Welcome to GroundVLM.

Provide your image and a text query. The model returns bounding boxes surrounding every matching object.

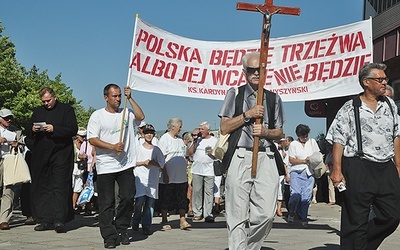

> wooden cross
[237,1,300,178]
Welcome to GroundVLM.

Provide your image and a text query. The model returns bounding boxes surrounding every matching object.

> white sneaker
[287,215,294,224]
[311,198,317,204]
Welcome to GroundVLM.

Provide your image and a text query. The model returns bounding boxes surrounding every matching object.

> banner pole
[117,13,140,156]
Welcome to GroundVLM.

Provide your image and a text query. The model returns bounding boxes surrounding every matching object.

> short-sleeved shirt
[158,132,188,184]
[191,136,218,176]
[134,145,165,199]
[288,138,320,175]
[326,97,399,163]
[0,127,11,157]
[218,84,285,148]
[87,108,139,175]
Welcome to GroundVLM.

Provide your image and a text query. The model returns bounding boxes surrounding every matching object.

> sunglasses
[246,67,260,75]
[2,116,12,121]
[365,77,389,83]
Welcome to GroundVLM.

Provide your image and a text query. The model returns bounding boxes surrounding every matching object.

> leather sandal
[180,221,192,230]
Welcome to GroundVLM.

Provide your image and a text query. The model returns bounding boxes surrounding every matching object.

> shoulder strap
[265,90,276,130]
[84,140,88,154]
[382,95,395,118]
[352,95,364,157]
[221,86,245,168]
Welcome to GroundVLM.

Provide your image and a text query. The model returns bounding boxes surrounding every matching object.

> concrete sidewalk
[0,203,398,249]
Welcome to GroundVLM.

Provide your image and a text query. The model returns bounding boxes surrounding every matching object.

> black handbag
[77,158,88,170]
[269,143,286,176]
[213,160,225,177]
[77,141,88,170]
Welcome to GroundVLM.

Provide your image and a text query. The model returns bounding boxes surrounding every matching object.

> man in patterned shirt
[326,62,400,249]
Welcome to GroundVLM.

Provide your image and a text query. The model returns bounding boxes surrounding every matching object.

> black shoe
[204,216,215,223]
[34,223,54,231]
[84,210,92,216]
[73,207,82,214]
[142,226,152,235]
[119,232,130,245]
[104,241,116,249]
[132,223,139,231]
[54,223,66,233]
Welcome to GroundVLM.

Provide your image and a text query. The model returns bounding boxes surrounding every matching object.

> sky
[0,0,364,139]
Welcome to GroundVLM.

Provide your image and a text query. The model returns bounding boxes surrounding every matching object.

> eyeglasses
[246,67,260,75]
[366,77,389,83]
[191,134,197,137]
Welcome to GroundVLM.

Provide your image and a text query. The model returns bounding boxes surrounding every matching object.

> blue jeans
[288,169,314,221]
[132,196,155,228]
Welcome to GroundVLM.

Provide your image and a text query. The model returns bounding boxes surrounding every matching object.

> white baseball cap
[139,121,147,128]
[0,109,14,118]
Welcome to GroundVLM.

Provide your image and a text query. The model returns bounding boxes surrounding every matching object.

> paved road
[0,203,398,249]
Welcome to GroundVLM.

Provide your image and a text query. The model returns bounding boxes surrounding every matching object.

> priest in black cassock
[25,87,78,233]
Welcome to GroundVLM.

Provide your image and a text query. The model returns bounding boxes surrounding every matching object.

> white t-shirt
[0,127,11,157]
[191,136,217,176]
[87,108,139,175]
[288,138,320,175]
[158,133,187,184]
[134,144,165,199]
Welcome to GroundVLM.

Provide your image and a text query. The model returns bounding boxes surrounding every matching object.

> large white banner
[128,18,371,102]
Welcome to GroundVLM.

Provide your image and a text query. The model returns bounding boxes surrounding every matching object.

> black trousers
[31,147,74,224]
[97,168,135,243]
[341,157,400,250]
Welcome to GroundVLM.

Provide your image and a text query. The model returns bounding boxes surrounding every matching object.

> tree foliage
[0,20,94,130]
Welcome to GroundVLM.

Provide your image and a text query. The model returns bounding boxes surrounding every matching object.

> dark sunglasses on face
[246,67,260,75]
[2,116,12,121]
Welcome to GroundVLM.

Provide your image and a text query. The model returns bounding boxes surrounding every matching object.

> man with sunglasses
[326,63,400,249]
[218,52,285,249]
[0,109,21,230]
[25,87,78,233]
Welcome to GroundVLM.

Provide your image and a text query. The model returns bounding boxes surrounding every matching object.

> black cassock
[25,101,78,224]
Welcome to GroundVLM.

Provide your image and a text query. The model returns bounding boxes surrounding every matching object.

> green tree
[0,20,94,130]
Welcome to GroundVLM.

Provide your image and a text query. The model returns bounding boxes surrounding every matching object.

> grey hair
[358,63,387,89]
[386,84,394,98]
[242,52,260,69]
[167,117,182,131]
[199,121,210,130]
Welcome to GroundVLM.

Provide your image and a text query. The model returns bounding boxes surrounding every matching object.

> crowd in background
[0,85,337,249]
[1,115,336,230]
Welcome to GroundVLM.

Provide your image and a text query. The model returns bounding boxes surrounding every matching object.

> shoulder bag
[3,147,31,186]
[265,90,286,176]
[77,141,88,170]
[213,86,245,176]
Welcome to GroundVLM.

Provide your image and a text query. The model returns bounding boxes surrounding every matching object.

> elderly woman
[287,124,320,227]
[157,117,192,230]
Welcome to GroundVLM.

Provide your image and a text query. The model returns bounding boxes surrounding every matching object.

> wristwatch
[242,112,250,123]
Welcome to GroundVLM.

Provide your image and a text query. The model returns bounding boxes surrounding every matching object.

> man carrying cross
[218,52,285,249]
[217,1,298,249]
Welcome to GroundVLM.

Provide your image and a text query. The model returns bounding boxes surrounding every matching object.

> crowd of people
[1,53,399,250]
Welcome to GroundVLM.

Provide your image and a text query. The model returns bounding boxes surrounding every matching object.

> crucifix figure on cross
[237,0,300,178]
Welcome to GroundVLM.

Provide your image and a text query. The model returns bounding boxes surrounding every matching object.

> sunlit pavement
[0,203,398,250]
